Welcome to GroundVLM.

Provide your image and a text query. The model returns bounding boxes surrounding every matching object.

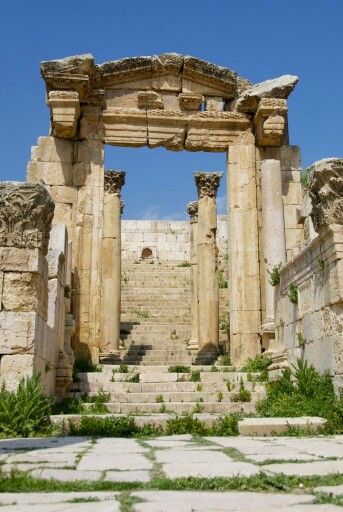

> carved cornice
[308,158,343,232]
[254,98,288,147]
[187,201,198,220]
[48,90,80,139]
[194,172,223,199]
[0,182,55,254]
[104,170,125,194]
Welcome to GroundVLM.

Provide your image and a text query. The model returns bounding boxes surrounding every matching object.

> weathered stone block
[30,136,73,164]
[2,272,46,314]
[0,354,35,391]
[0,311,41,354]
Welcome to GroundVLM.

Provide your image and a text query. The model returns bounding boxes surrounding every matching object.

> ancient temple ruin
[0,53,342,394]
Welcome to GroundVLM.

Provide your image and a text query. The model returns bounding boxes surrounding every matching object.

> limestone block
[30,136,73,164]
[47,224,68,279]
[105,89,139,109]
[103,108,148,146]
[161,93,180,111]
[2,272,46,315]
[236,75,298,113]
[48,91,80,139]
[53,203,73,229]
[205,97,223,111]
[49,185,77,205]
[147,110,186,150]
[283,181,302,205]
[230,333,262,364]
[280,145,301,171]
[178,93,203,111]
[284,205,300,229]
[0,248,45,273]
[0,354,35,391]
[285,228,303,249]
[230,310,262,335]
[138,91,163,109]
[0,311,42,354]
[27,161,73,187]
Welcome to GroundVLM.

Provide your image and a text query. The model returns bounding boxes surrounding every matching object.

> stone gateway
[0,52,342,394]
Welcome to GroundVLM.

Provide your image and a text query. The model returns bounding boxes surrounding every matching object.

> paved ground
[0,435,343,510]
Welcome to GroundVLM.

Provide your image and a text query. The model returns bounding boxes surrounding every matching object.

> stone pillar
[187,201,199,352]
[194,172,223,355]
[100,170,125,363]
[228,143,262,365]
[260,159,286,348]
[0,182,55,392]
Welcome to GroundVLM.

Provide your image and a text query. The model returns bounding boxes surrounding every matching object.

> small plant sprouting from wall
[268,263,282,286]
[300,167,311,189]
[177,261,191,268]
[232,378,251,402]
[218,269,228,289]
[297,332,306,350]
[64,285,74,298]
[288,283,298,304]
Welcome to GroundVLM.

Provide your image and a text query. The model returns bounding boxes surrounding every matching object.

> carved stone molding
[187,201,198,220]
[138,91,163,109]
[104,170,125,194]
[308,158,343,232]
[194,172,223,199]
[48,90,80,139]
[254,98,288,147]
[0,182,55,255]
[179,93,203,111]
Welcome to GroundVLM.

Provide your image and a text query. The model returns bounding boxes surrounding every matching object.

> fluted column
[100,170,125,362]
[260,159,286,348]
[187,201,199,352]
[194,172,223,353]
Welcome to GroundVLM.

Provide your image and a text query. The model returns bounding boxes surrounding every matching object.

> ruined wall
[274,159,343,387]
[121,215,228,261]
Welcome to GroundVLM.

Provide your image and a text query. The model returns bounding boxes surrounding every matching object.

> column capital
[104,170,125,194]
[187,201,198,220]
[0,182,55,255]
[309,158,343,233]
[194,172,223,199]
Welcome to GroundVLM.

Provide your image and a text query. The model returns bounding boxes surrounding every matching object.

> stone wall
[273,159,343,386]
[121,215,228,261]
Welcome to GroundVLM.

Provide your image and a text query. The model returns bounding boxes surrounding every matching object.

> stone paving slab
[315,484,343,496]
[155,448,232,464]
[30,468,102,481]
[0,492,118,506]
[162,461,260,479]
[78,452,153,471]
[132,491,315,512]
[105,469,151,482]
[263,459,343,476]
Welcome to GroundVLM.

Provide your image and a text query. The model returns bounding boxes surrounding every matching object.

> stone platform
[0,435,343,510]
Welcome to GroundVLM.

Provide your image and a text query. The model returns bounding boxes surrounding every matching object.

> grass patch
[168,365,190,373]
[3,469,343,494]
[177,261,191,267]
[52,390,110,415]
[231,379,251,402]
[190,370,201,382]
[257,358,343,433]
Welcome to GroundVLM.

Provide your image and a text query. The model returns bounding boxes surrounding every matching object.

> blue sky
[0,0,342,219]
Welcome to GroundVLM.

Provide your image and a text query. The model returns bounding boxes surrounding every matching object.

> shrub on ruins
[231,379,251,402]
[242,353,272,382]
[257,359,343,433]
[0,373,53,438]
[69,416,140,437]
[53,390,110,415]
[168,365,190,373]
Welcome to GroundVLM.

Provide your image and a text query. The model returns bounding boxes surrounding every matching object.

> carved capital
[187,201,198,220]
[0,182,55,255]
[194,172,223,199]
[104,170,125,194]
[309,158,343,232]
[254,98,287,147]
[48,90,80,139]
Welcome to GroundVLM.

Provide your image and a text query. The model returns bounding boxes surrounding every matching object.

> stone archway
[29,52,300,366]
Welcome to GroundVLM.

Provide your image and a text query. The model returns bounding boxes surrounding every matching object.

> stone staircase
[69,365,266,416]
[119,259,193,366]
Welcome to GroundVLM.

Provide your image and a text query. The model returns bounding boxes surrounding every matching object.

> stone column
[187,201,199,352]
[194,172,223,355]
[0,182,55,392]
[100,170,125,363]
[228,143,262,365]
[260,159,286,348]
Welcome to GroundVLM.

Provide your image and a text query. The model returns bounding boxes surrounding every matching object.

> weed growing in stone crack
[288,283,298,304]
[222,447,248,462]
[115,492,145,512]
[168,365,190,373]
[155,395,164,403]
[231,378,251,402]
[314,492,343,506]
[268,263,282,286]
[190,370,201,382]
[67,496,101,503]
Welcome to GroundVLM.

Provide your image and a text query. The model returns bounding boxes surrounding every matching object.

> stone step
[82,401,256,414]
[71,381,234,393]
[77,391,265,403]
[238,417,327,436]
[89,365,240,374]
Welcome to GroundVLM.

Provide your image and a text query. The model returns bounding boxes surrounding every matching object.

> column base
[99,352,122,364]
[260,320,275,350]
[265,347,289,381]
[187,339,199,352]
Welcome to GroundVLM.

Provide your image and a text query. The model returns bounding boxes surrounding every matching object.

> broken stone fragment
[40,53,95,77]
[236,75,299,112]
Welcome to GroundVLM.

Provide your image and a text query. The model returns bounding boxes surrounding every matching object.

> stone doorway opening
[105,145,228,365]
